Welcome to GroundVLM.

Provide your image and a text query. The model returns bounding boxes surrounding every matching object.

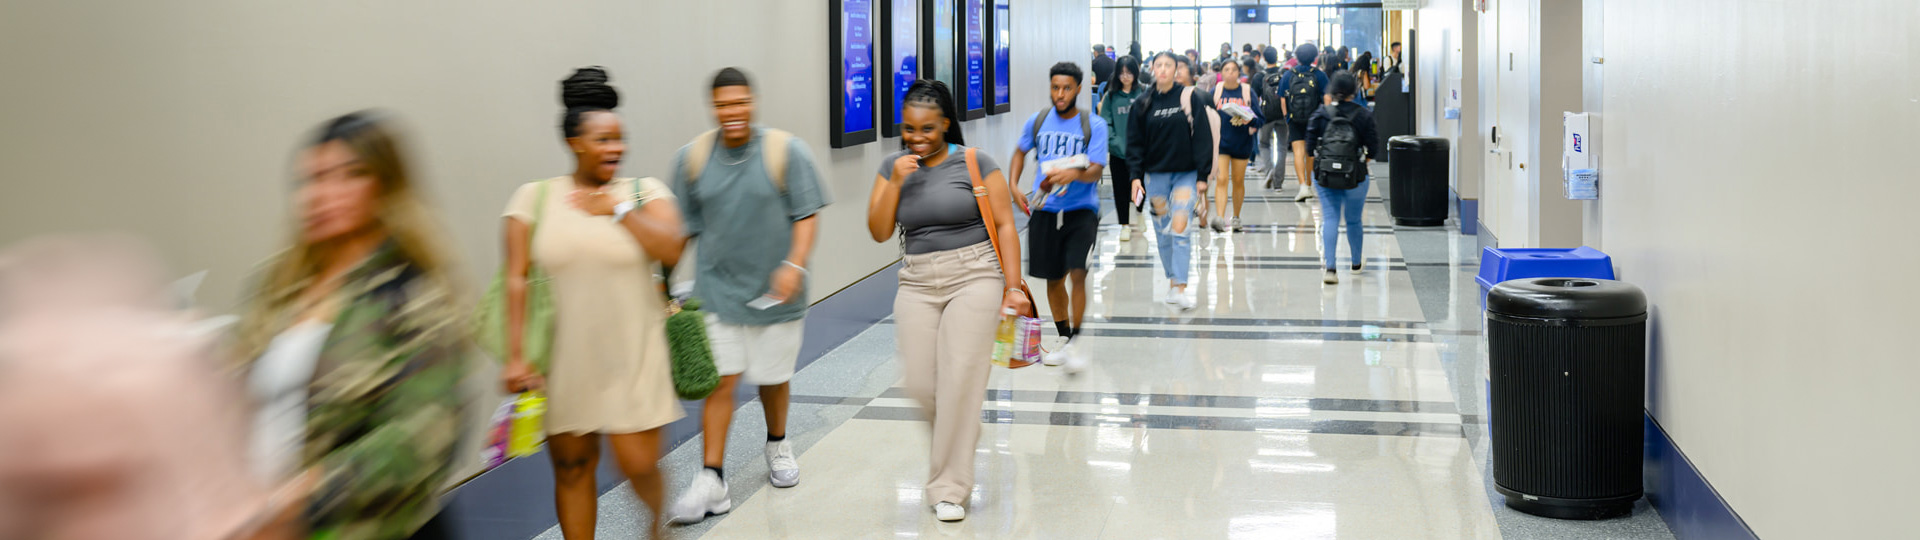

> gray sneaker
[765,440,799,488]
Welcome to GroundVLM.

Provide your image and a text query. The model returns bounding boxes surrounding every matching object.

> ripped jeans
[1144,171,1198,285]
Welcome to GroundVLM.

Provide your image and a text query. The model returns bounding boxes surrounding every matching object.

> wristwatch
[612,199,637,222]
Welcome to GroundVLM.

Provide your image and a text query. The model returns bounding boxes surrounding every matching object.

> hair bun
[561,67,619,110]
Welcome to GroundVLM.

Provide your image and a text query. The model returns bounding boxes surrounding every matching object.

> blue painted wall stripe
[1644,414,1761,540]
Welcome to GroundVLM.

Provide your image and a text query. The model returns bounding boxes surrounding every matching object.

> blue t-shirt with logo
[1017,109,1110,213]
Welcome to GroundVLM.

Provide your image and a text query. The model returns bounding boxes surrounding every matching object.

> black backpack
[1313,105,1365,190]
[1259,70,1287,121]
[1285,69,1322,125]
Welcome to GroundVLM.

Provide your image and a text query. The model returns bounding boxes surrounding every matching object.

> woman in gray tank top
[865,80,1029,523]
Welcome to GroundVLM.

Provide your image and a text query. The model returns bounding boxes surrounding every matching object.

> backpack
[1285,69,1322,125]
[683,128,793,192]
[1178,86,1222,162]
[1259,70,1287,121]
[1313,105,1365,190]
[1027,108,1092,157]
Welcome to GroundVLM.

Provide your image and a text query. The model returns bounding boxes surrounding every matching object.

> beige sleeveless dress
[503,176,684,435]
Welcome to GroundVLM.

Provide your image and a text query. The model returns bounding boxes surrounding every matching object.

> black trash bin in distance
[1387,136,1450,227]
[1487,277,1647,520]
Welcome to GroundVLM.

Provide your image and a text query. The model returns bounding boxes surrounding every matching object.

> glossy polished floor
[501,161,1679,539]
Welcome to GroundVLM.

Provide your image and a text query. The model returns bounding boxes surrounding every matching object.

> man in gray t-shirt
[666,68,831,525]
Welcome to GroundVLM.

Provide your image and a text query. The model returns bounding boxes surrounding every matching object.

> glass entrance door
[1137,8,1198,57]
[1268,21,1296,54]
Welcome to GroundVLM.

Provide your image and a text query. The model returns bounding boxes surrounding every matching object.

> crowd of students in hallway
[0,36,1393,539]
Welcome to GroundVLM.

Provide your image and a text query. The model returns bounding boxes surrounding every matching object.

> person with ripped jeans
[1127,52,1216,310]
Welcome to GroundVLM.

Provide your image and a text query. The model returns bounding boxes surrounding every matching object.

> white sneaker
[1042,340,1071,366]
[934,502,967,522]
[1323,269,1340,285]
[1164,287,1180,305]
[1118,226,1133,242]
[1175,290,1197,311]
[667,469,731,525]
[1210,216,1229,233]
[1061,338,1090,374]
[765,440,799,488]
[1351,260,1365,275]
[1295,186,1315,202]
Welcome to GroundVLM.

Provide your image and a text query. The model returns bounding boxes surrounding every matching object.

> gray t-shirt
[878,146,1001,255]
[670,127,832,326]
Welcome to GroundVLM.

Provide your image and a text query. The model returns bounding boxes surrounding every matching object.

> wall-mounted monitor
[881,0,919,137]
[925,0,956,105]
[989,0,1010,114]
[830,0,878,148]
[958,0,986,120]
[1233,5,1268,23]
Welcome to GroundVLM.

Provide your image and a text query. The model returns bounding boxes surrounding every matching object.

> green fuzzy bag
[666,298,720,401]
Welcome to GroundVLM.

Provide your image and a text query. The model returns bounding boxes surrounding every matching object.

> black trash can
[1487,278,1647,520]
[1387,136,1450,227]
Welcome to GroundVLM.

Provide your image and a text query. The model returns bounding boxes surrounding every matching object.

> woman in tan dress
[500,67,687,539]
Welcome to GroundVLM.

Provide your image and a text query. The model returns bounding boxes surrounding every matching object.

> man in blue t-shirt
[1010,61,1109,374]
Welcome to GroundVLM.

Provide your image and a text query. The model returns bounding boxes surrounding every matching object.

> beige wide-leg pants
[893,240,1003,506]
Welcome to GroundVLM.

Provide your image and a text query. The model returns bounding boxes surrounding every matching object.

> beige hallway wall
[0,0,1089,479]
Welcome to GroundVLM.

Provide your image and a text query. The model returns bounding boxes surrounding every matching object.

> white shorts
[705,314,805,386]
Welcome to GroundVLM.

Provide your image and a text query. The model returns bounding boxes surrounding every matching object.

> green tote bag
[475,181,556,373]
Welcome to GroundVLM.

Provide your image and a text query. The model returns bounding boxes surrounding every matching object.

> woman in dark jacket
[1304,72,1382,286]
[1126,52,1215,310]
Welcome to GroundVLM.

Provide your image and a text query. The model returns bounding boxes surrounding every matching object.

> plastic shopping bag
[1014,316,1044,365]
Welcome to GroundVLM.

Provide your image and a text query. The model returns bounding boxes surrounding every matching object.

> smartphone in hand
[747,295,784,310]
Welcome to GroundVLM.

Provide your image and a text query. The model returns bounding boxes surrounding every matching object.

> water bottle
[991,307,1018,367]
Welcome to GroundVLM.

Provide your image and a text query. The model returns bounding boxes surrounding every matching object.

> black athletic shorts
[1027,209,1100,280]
[1287,120,1311,144]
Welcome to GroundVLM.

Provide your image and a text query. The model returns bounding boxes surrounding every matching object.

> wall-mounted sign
[990,0,1010,114]
[830,0,878,148]
[959,0,986,120]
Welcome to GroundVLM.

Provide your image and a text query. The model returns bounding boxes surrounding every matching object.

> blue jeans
[1315,177,1371,270]
[1145,171,1198,285]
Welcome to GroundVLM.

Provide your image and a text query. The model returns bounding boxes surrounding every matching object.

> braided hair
[559,67,619,138]
[901,79,964,146]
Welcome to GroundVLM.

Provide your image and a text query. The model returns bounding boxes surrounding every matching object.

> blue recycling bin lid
[1474,246,1615,291]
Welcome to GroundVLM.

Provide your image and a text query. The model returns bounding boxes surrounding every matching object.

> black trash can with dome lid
[1487,277,1647,520]
[1387,136,1450,227]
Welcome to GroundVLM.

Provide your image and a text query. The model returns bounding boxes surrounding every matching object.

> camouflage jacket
[247,243,468,540]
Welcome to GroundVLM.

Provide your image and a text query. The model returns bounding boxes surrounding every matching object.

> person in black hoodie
[1304,72,1381,286]
[1127,51,1215,310]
